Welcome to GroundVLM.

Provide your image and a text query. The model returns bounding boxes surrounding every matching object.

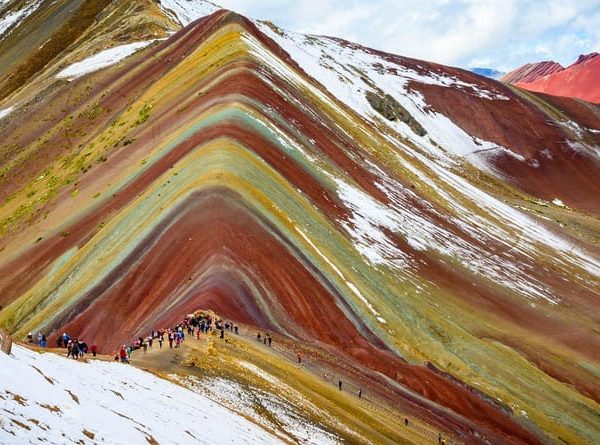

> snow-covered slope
[159,0,220,26]
[0,346,279,444]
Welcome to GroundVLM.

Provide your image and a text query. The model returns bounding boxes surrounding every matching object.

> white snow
[174,373,344,444]
[255,22,518,166]
[0,345,280,444]
[56,41,155,79]
[159,0,220,26]
[0,105,15,121]
[0,0,42,38]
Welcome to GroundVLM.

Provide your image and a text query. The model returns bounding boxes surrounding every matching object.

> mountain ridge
[0,2,599,444]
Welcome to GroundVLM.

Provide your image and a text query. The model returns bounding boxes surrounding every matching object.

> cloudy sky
[215,0,600,71]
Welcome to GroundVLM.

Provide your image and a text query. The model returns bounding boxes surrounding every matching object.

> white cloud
[214,0,600,69]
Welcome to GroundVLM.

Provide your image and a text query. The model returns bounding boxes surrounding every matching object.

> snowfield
[0,346,280,444]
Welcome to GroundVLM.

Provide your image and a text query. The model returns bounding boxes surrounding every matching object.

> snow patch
[57,41,155,79]
[0,0,42,38]
[0,105,15,121]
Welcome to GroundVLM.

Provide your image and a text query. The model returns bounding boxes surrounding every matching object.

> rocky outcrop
[0,328,11,355]
[366,90,426,136]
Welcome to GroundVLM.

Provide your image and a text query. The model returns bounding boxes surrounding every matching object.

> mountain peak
[570,52,599,67]
[501,60,564,83]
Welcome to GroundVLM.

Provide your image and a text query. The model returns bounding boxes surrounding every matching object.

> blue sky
[215,0,600,71]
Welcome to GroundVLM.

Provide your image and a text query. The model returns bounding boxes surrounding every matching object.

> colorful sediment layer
[0,6,599,444]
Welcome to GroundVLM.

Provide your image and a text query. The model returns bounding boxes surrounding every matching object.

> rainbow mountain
[1,1,600,443]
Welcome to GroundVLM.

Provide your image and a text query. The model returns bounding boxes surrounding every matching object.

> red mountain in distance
[504,53,600,103]
[501,60,564,83]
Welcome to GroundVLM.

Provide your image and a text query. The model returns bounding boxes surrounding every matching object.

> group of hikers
[113,311,241,363]
[28,331,98,359]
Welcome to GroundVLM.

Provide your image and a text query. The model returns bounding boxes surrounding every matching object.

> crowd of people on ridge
[27,331,98,359]
[114,311,241,363]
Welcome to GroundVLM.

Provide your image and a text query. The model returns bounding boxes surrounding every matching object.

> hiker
[168,333,174,348]
[56,336,63,348]
[158,336,163,348]
[126,345,132,362]
[220,328,224,339]
[297,352,302,364]
[404,418,409,426]
[263,337,267,345]
[338,380,342,391]
[257,332,261,342]
[41,334,47,348]
[90,344,98,357]
[175,335,181,348]
[27,332,33,343]
[267,335,272,347]
[62,333,70,346]
[71,341,80,360]
[358,389,362,398]
[119,345,128,363]
[78,340,87,357]
[234,325,239,335]
[196,328,200,340]
[438,433,444,444]
[37,332,43,346]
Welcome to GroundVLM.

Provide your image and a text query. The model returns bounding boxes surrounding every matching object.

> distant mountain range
[503,53,600,103]
[470,53,599,103]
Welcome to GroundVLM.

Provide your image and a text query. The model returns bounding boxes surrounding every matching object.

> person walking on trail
[220,328,225,339]
[27,332,33,343]
[168,333,174,348]
[120,345,128,363]
[267,335,272,347]
[71,341,80,360]
[90,344,98,357]
[234,325,239,335]
[158,336,163,349]
[338,380,342,391]
[257,332,261,342]
[297,352,302,364]
[175,335,181,348]
[404,418,409,426]
[358,389,362,398]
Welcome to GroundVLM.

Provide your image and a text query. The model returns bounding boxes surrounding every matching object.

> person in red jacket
[90,344,98,357]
